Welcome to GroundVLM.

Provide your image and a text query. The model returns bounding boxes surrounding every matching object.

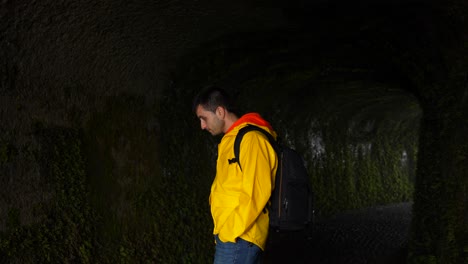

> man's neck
[223,112,239,133]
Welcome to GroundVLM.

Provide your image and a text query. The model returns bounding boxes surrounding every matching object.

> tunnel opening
[169,28,422,216]
[160,27,424,262]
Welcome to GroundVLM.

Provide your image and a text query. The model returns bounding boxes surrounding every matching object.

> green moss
[0,128,95,263]
[79,93,214,262]
[0,142,16,165]
[0,144,8,164]
[408,103,468,263]
[6,208,20,231]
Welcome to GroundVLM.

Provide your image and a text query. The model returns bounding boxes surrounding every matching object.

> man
[193,86,278,264]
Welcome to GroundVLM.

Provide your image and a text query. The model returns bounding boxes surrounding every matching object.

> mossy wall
[81,94,213,263]
[0,128,95,262]
[389,2,467,262]
[408,106,468,264]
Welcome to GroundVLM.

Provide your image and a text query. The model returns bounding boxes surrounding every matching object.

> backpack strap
[232,124,279,171]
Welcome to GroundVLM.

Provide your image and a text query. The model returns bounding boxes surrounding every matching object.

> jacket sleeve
[231,131,277,237]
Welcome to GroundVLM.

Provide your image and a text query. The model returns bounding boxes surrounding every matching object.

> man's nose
[201,121,206,130]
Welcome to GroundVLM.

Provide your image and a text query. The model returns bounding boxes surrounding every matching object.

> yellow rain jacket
[210,113,278,250]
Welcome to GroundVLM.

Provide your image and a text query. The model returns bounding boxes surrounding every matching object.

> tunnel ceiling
[172,0,459,114]
[168,1,430,154]
[175,19,421,125]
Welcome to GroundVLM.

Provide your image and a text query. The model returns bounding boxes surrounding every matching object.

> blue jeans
[214,235,263,264]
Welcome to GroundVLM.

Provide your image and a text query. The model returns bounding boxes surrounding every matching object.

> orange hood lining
[226,113,273,134]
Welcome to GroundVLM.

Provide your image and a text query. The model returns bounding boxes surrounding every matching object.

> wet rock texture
[265,203,412,264]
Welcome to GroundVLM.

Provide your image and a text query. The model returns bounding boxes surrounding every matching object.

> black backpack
[232,124,314,231]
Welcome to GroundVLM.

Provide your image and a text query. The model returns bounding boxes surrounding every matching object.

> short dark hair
[192,86,239,116]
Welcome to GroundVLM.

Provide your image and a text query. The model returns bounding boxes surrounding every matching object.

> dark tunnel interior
[0,0,466,263]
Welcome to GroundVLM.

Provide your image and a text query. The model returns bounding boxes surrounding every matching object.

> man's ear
[215,106,225,119]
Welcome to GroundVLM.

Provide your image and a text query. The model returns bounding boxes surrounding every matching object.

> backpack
[232,124,314,231]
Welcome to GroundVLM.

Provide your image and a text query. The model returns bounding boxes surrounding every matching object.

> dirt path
[264,202,412,264]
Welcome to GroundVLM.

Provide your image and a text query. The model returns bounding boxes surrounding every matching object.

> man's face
[196,105,225,136]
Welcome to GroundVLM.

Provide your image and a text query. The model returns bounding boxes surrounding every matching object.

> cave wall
[399,2,468,262]
[0,0,466,263]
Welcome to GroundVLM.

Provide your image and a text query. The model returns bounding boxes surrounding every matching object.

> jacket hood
[226,113,275,135]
